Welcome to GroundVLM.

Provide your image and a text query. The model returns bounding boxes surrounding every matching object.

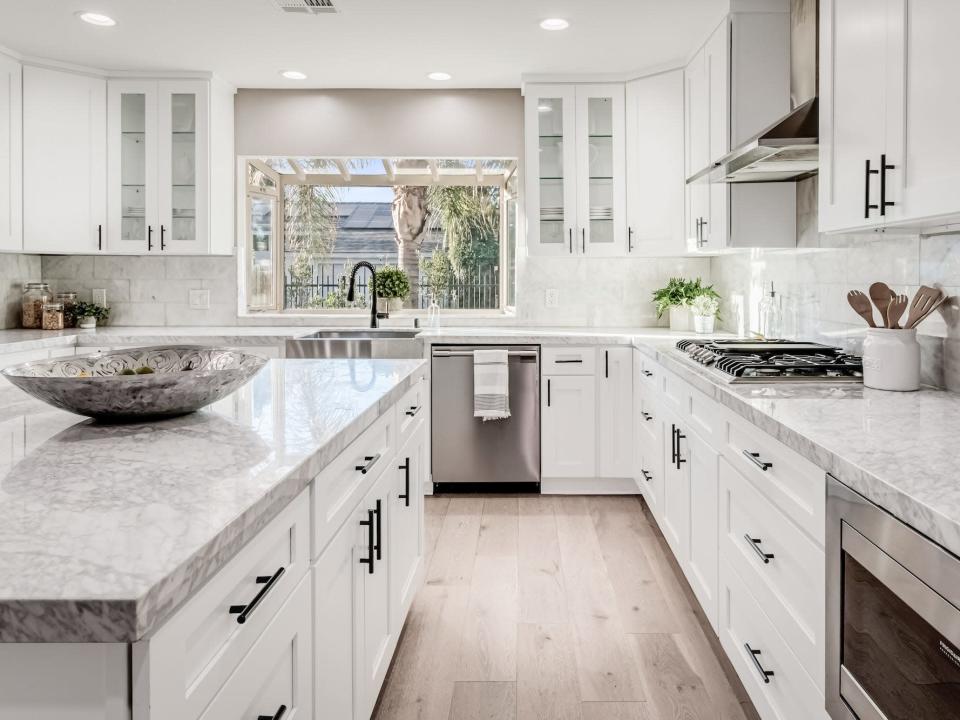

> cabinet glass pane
[538,97,564,244]
[121,93,147,242]
[588,96,615,244]
[249,195,276,309]
[170,93,197,242]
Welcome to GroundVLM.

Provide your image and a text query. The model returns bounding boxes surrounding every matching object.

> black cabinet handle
[628,226,634,252]
[864,158,880,218]
[555,359,583,364]
[745,643,774,684]
[744,534,775,564]
[405,405,422,417]
[642,370,654,377]
[581,227,585,254]
[229,566,285,624]
[356,454,381,474]
[605,350,609,379]
[670,423,677,464]
[97,224,102,251]
[399,458,410,507]
[641,411,653,421]
[675,427,686,469]
[160,224,166,251]
[147,225,153,251]
[641,469,652,482]
[742,450,772,471]
[373,498,382,560]
[359,508,375,574]
[257,705,287,720]
[547,378,551,407]
[568,228,573,254]
[880,153,896,216]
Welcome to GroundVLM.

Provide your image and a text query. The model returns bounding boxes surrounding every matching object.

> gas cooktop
[675,339,864,383]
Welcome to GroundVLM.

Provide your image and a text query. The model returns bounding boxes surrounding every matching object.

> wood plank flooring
[372,495,759,720]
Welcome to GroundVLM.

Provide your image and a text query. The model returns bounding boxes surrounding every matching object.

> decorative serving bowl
[1,345,268,421]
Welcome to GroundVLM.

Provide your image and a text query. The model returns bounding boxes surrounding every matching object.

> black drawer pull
[745,643,774,684]
[229,566,285,624]
[258,704,287,720]
[160,224,166,251]
[374,498,382,560]
[880,154,896,216]
[405,405,422,417]
[356,453,381,474]
[744,534,775,564]
[399,457,411,507]
[605,350,609,378]
[641,411,653,421]
[670,423,677,464]
[742,450,772,471]
[864,158,879,218]
[642,370,654,377]
[675,427,686,468]
[641,470,652,482]
[555,359,583,364]
[547,378,551,407]
[359,508,375,574]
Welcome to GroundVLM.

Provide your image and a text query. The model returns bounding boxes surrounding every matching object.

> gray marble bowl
[1,345,268,421]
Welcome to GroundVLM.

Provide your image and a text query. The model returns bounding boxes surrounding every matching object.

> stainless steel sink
[285,328,423,359]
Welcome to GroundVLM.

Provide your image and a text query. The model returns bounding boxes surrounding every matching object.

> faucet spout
[346,261,379,329]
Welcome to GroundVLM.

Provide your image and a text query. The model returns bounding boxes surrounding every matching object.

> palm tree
[391,186,429,308]
[284,184,338,307]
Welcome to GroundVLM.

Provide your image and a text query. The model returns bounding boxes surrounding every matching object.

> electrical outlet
[91,289,107,306]
[545,288,560,308]
[189,289,211,310]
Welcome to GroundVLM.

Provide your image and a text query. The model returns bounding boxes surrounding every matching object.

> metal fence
[284,260,499,310]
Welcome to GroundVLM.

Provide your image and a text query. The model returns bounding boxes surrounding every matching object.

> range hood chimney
[688,0,819,184]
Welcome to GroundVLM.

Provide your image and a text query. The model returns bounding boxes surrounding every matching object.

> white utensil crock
[862,328,921,391]
[693,315,715,334]
[669,306,691,332]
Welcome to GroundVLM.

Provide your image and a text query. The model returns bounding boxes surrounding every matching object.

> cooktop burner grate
[675,339,863,383]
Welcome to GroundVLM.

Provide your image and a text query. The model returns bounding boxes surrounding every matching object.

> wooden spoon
[869,282,896,328]
[847,289,877,328]
[887,294,909,329]
[905,286,947,329]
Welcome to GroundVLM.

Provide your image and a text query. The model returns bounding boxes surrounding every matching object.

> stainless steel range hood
[688,0,819,184]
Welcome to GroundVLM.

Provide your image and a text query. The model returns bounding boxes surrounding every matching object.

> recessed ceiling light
[540,18,570,31]
[280,70,307,80]
[537,104,553,113]
[427,72,452,81]
[76,11,116,26]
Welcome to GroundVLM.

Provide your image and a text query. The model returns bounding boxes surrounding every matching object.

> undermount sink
[285,328,423,359]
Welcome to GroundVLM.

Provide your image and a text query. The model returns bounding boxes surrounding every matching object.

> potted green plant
[69,301,110,330]
[652,278,720,331]
[690,294,720,334]
[374,266,411,313]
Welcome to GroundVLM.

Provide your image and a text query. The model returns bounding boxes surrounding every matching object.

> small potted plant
[652,278,720,331]
[69,301,110,329]
[374,266,411,314]
[690,294,720,334]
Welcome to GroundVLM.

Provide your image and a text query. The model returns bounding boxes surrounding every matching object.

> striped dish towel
[473,349,511,421]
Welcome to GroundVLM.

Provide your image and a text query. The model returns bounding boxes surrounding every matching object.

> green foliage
[652,277,721,318]
[374,265,411,299]
[426,185,499,275]
[69,301,110,323]
[284,184,339,281]
[421,249,454,296]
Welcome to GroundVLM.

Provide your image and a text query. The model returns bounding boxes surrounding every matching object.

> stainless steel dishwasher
[431,345,540,492]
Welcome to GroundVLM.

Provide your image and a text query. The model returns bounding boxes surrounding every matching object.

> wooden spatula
[869,282,896,328]
[905,286,946,329]
[847,290,877,327]
[887,294,909,329]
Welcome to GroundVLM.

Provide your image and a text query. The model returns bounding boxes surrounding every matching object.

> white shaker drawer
[719,559,828,720]
[137,490,310,720]
[312,411,393,559]
[396,374,427,445]
[637,391,661,449]
[637,355,660,392]
[660,367,688,412]
[723,416,826,545]
[200,573,313,720]
[720,458,824,690]
[542,346,596,375]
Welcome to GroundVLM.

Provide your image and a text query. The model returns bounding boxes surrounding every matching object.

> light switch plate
[545,288,559,308]
[189,289,211,310]
[91,289,107,306]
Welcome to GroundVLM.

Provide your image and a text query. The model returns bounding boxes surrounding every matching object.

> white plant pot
[78,316,96,329]
[862,328,921,391]
[668,306,691,332]
[693,315,715,334]
[384,297,403,313]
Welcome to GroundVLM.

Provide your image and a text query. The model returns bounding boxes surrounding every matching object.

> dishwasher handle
[433,350,539,358]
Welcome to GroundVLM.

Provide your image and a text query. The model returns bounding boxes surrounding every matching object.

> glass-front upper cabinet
[107,80,208,253]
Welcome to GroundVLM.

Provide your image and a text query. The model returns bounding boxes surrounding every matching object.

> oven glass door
[840,524,960,719]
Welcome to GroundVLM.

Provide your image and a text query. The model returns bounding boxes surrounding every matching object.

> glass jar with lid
[21,282,51,329]
[41,302,65,331]
[55,291,79,328]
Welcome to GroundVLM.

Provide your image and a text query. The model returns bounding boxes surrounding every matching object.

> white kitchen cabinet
[682,425,719,631]
[542,374,596,478]
[634,369,664,517]
[0,53,22,252]
[525,83,627,256]
[660,411,688,560]
[625,70,686,256]
[597,347,633,478]
[22,66,106,254]
[390,419,425,631]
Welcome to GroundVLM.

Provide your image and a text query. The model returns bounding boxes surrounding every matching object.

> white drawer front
[720,458,824,690]
[687,384,725,448]
[637,392,660,448]
[312,411,394,559]
[396,374,427,445]
[660,367,687,412]
[724,416,826,545]
[140,491,310,720]
[542,346,596,375]
[638,355,660,391]
[719,560,828,720]
[200,573,313,720]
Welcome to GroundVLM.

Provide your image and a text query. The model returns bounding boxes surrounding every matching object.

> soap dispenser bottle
[759,282,782,339]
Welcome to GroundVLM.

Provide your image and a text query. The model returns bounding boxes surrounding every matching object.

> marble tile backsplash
[0,254,43,328]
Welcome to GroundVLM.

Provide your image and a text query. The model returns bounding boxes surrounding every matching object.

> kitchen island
[0,357,429,719]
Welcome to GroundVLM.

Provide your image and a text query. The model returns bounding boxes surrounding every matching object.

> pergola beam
[334,160,352,182]
[381,158,396,181]
[503,159,518,184]
[295,173,505,187]
[475,160,484,183]
[287,158,306,181]
[427,159,439,182]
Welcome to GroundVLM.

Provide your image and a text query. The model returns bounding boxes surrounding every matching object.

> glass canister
[21,282,51,329]
[55,291,79,328]
[41,302,65,331]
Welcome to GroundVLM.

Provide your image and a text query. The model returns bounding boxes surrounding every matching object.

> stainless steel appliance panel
[431,345,540,486]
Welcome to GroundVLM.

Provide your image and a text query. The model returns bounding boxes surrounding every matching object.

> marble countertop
[0,358,427,642]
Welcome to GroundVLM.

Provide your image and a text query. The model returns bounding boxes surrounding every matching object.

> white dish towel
[473,349,511,421]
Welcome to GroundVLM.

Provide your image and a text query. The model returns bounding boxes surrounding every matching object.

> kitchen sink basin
[285,328,423,359]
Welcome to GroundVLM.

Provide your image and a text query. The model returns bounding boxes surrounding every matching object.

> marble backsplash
[0,254,42,329]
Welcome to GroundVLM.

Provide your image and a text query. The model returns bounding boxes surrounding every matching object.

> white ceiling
[0,0,727,88]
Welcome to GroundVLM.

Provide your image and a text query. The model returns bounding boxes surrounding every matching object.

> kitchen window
[240,157,518,314]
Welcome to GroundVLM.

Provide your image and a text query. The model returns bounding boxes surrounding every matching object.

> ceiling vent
[272,0,337,14]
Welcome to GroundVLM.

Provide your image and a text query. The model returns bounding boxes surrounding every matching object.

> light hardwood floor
[372,494,760,720]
